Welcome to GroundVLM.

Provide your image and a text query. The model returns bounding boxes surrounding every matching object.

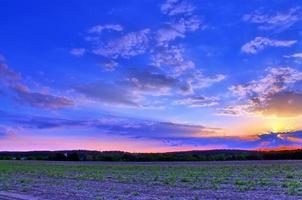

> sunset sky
[1,0,302,152]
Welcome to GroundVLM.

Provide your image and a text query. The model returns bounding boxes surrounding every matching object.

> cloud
[189,70,226,89]
[254,91,302,117]
[128,70,177,94]
[157,0,201,46]
[255,131,302,150]
[0,63,21,82]
[4,109,302,150]
[11,84,74,110]
[217,105,249,116]
[175,96,219,107]
[102,60,118,71]
[126,69,192,95]
[230,67,302,99]
[0,54,5,62]
[73,69,194,107]
[0,111,88,129]
[284,52,302,59]
[70,48,86,56]
[243,7,301,32]
[0,110,225,142]
[0,61,73,110]
[74,81,141,107]
[224,67,302,117]
[71,0,221,104]
[241,37,297,54]
[88,24,123,34]
[156,16,201,45]
[160,0,195,16]
[152,45,195,75]
[92,29,150,59]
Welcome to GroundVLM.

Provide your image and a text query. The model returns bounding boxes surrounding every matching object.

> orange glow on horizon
[256,146,302,152]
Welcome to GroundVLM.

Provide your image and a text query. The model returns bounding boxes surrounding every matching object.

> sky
[0,0,302,152]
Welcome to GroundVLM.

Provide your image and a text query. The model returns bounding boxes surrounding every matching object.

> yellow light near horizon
[214,115,302,137]
[270,121,286,133]
[266,117,297,133]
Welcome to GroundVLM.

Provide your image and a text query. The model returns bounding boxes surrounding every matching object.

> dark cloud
[0,111,221,140]
[74,68,196,107]
[74,81,141,107]
[3,110,302,149]
[1,112,86,129]
[257,91,302,117]
[175,95,219,107]
[0,61,73,110]
[255,131,302,149]
[12,84,74,110]
[126,69,191,95]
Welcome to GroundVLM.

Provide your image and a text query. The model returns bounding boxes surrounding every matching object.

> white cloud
[156,16,201,45]
[241,37,297,54]
[70,48,86,56]
[224,67,302,117]
[190,71,226,89]
[88,24,123,34]
[161,0,195,16]
[152,45,195,75]
[243,7,301,32]
[102,60,118,71]
[284,53,302,59]
[93,29,150,59]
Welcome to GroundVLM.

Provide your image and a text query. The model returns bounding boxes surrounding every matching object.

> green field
[1,161,302,199]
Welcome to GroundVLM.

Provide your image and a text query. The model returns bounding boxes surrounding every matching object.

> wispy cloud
[0,63,21,82]
[156,16,201,45]
[102,60,118,71]
[241,37,296,54]
[92,29,150,59]
[160,0,195,16]
[88,24,123,34]
[70,48,86,56]
[243,7,301,32]
[284,52,302,59]
[151,45,195,75]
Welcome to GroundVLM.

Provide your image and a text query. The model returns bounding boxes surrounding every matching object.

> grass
[1,160,302,196]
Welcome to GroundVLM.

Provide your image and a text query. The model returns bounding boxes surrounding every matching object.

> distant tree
[67,152,80,161]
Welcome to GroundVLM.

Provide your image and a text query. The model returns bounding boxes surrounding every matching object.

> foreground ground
[1,161,302,200]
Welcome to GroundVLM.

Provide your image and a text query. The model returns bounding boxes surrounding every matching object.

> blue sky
[0,0,302,152]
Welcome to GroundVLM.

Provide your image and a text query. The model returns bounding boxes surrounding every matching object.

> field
[1,161,302,199]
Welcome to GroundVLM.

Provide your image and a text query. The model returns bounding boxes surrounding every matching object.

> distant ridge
[1,149,302,161]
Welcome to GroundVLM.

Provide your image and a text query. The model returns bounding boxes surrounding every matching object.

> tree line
[1,149,302,161]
